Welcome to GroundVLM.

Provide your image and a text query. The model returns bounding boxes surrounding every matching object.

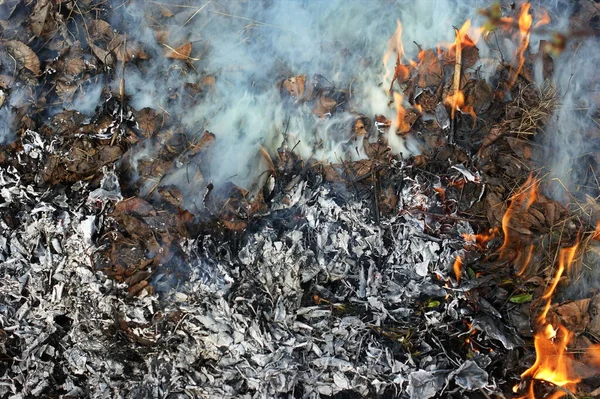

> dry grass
[503,83,559,136]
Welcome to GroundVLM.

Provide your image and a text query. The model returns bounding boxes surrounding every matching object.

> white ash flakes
[0,157,501,398]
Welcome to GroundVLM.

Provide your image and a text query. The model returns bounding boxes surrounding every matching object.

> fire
[453,255,463,282]
[383,20,405,91]
[515,241,589,399]
[393,92,411,133]
[442,22,479,124]
[443,90,476,121]
[538,243,579,323]
[498,174,539,259]
[508,3,551,89]
[593,221,600,241]
[462,227,498,250]
[520,324,580,397]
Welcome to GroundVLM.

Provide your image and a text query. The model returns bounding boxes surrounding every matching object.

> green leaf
[509,293,533,304]
[427,300,441,308]
[467,267,476,279]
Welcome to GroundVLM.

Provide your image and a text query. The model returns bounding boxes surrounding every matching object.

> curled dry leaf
[4,40,41,75]
[165,42,192,60]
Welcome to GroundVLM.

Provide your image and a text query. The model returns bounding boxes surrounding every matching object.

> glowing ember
[453,255,463,282]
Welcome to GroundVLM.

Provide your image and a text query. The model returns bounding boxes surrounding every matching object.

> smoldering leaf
[282,75,306,99]
[4,40,41,75]
[164,42,192,60]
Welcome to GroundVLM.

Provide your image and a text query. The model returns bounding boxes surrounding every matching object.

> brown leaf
[89,20,114,42]
[548,298,592,334]
[90,42,115,65]
[136,108,162,138]
[115,197,155,216]
[29,0,52,38]
[313,96,337,117]
[165,42,191,60]
[282,75,306,99]
[417,49,442,88]
[4,40,41,75]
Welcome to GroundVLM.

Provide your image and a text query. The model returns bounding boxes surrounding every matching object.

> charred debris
[0,1,600,399]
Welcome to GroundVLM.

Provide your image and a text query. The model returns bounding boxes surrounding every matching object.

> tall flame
[383,20,404,92]
[507,4,551,89]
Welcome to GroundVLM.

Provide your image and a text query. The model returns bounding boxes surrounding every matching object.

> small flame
[538,243,579,323]
[518,324,580,399]
[516,241,590,399]
[393,92,411,133]
[498,174,539,259]
[593,221,600,241]
[453,255,463,283]
[443,90,477,121]
[462,227,498,250]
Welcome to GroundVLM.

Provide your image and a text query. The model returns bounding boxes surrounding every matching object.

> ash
[1,142,514,398]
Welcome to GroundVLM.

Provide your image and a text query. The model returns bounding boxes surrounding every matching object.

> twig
[449,26,462,145]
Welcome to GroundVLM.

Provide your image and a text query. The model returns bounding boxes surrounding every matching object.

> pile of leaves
[0,1,600,398]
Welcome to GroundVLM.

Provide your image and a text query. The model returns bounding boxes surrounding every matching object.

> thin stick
[449,27,462,145]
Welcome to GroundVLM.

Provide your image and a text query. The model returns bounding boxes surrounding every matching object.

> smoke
[0,107,13,145]
[103,0,491,191]
[544,38,600,202]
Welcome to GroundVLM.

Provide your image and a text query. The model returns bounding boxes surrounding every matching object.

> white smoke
[110,0,493,189]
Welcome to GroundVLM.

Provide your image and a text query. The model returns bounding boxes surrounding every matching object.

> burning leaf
[4,40,41,75]
[416,49,443,88]
[165,42,192,60]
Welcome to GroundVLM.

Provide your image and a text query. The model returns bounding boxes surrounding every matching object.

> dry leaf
[165,42,192,60]
[90,42,114,65]
[313,96,337,117]
[90,20,114,41]
[4,40,41,75]
[29,0,52,38]
[282,75,306,99]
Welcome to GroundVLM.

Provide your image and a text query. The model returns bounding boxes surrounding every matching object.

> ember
[0,1,598,398]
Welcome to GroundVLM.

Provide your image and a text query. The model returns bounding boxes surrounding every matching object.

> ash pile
[1,1,600,399]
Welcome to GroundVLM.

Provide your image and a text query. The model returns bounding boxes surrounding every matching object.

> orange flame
[508,4,551,89]
[462,227,498,250]
[383,21,405,91]
[593,221,600,241]
[393,92,411,133]
[516,241,587,399]
[518,324,580,398]
[498,174,539,258]
[453,255,463,283]
[443,90,477,121]
[538,243,579,323]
